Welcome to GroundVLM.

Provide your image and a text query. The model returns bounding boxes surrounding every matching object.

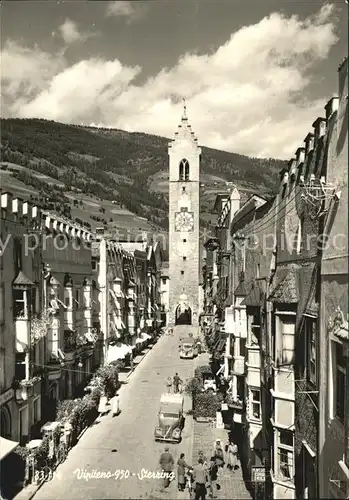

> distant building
[168,106,201,327]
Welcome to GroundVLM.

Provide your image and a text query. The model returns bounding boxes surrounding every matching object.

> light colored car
[154,393,184,442]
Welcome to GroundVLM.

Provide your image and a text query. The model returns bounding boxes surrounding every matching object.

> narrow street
[32,327,196,500]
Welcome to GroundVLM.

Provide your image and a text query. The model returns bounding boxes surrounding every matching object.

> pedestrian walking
[159,446,174,489]
[226,440,238,471]
[198,450,208,469]
[213,440,224,469]
[166,376,172,393]
[193,458,207,500]
[173,373,182,394]
[177,453,191,491]
[208,457,219,498]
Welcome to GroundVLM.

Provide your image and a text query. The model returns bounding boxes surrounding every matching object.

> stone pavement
[189,349,252,500]
[22,329,197,500]
[192,422,252,499]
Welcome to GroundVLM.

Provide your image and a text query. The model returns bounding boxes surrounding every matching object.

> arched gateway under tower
[168,105,201,328]
[175,304,192,325]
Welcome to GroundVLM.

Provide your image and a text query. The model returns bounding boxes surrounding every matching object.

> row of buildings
[0,195,169,451]
[201,58,348,499]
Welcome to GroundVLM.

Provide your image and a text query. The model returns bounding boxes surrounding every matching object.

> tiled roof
[13,271,34,286]
[268,268,298,304]
[242,283,263,307]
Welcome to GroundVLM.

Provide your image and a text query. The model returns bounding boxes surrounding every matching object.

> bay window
[250,388,261,420]
[277,429,294,481]
[13,289,27,318]
[276,313,296,366]
[305,317,317,385]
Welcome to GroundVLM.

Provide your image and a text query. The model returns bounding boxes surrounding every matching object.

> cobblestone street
[30,328,196,500]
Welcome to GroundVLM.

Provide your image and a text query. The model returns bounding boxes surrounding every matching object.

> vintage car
[179,337,198,359]
[154,393,184,442]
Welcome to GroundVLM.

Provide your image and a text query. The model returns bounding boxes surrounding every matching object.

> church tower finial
[182,98,187,121]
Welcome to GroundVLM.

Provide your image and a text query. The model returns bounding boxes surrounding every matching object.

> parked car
[154,393,184,442]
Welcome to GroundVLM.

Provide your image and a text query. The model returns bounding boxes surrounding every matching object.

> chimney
[312,117,326,142]
[22,201,31,216]
[12,198,23,216]
[32,205,38,219]
[304,133,315,156]
[324,97,339,120]
[295,148,305,168]
[1,192,13,210]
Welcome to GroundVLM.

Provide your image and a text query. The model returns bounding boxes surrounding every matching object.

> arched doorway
[0,405,12,438]
[175,305,192,325]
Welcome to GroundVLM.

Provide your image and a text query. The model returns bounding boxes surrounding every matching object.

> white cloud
[1,4,340,158]
[105,1,149,22]
[59,18,90,44]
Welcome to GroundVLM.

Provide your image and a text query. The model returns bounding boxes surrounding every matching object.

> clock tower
[168,105,201,327]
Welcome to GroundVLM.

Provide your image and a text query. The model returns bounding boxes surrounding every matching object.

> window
[335,342,345,423]
[161,278,166,285]
[65,296,71,308]
[75,289,80,306]
[13,289,26,318]
[183,257,187,261]
[277,429,294,481]
[280,317,295,365]
[92,260,97,270]
[32,396,41,424]
[305,318,317,385]
[250,389,261,420]
[297,217,304,254]
[181,271,184,275]
[179,159,190,181]
[13,237,22,274]
[183,239,187,243]
[239,338,246,357]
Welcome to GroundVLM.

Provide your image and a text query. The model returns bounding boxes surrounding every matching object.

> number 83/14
[34,468,60,482]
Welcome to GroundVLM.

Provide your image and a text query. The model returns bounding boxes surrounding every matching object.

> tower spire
[182,98,187,121]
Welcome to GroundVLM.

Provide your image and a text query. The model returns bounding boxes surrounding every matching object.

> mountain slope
[0,118,286,232]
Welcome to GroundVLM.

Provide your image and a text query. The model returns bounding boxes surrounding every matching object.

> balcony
[232,356,245,375]
[226,393,244,411]
[13,376,41,402]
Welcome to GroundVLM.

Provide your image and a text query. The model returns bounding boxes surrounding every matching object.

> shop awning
[106,344,133,363]
[0,437,19,461]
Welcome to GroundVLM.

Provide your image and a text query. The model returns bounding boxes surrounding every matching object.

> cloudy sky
[1,0,347,158]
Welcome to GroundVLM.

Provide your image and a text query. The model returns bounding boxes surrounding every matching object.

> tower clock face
[175,211,194,232]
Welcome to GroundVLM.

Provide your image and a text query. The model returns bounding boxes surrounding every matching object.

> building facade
[168,107,201,327]
[200,56,348,500]
[1,193,42,446]
[40,209,95,417]
[318,57,349,500]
